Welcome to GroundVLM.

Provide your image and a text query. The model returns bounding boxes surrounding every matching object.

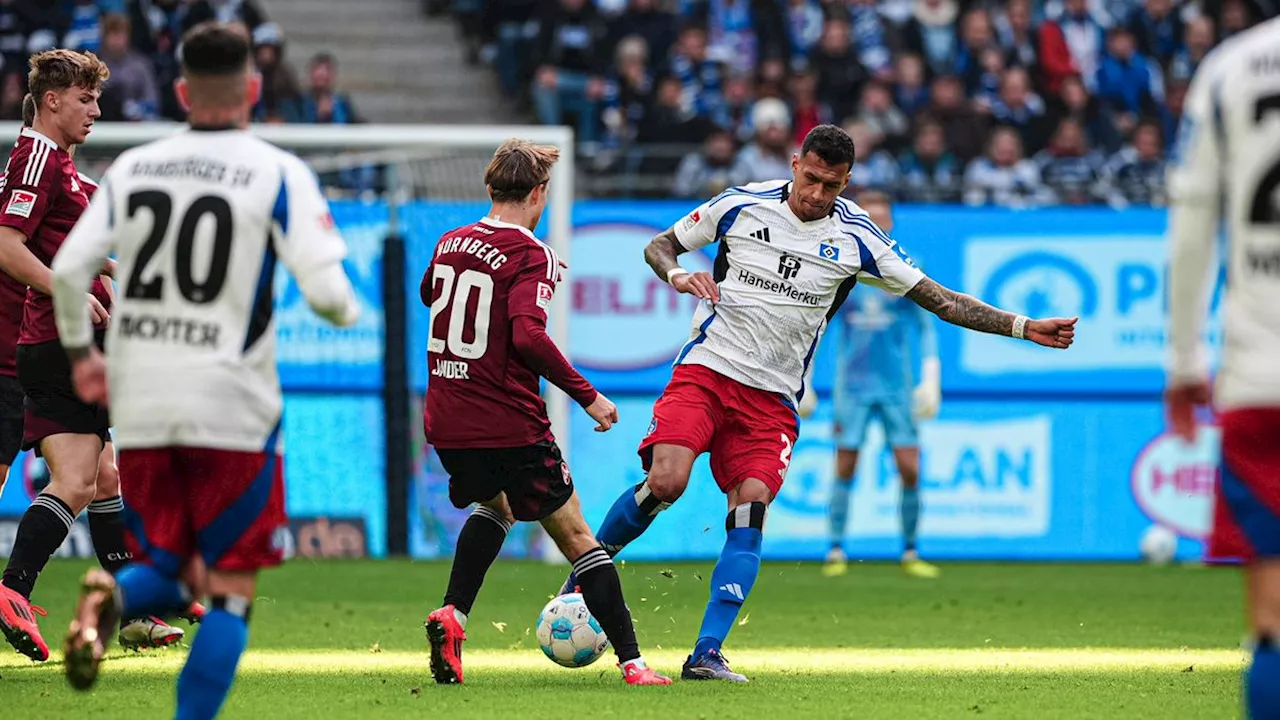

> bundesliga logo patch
[819,243,840,261]
[5,189,36,218]
[536,282,554,309]
[681,210,700,230]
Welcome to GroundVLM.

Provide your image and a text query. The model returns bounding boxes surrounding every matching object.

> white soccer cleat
[118,617,185,651]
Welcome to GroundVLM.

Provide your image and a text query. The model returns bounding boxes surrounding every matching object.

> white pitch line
[0,648,1248,674]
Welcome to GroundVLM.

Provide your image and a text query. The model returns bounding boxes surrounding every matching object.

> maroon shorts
[639,364,799,497]
[1205,408,1280,563]
[118,440,288,575]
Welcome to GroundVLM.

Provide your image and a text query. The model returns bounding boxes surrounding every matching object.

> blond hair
[28,49,110,110]
[484,139,560,203]
[21,93,33,127]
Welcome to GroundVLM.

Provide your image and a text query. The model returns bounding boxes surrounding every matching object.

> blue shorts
[833,398,917,450]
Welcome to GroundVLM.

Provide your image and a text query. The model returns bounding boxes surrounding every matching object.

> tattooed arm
[905,277,1077,349]
[645,228,720,302]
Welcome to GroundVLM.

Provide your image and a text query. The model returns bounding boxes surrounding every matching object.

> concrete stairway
[259,0,517,124]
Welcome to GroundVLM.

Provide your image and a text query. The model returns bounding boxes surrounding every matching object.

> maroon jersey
[423,217,583,449]
[0,128,111,347]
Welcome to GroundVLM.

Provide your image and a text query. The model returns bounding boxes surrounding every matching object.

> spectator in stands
[845,0,894,78]
[894,53,930,119]
[809,16,866,123]
[1050,73,1122,152]
[533,0,610,149]
[297,52,363,124]
[1053,0,1106,91]
[789,70,832,146]
[1100,119,1167,207]
[688,0,787,76]
[990,66,1051,154]
[98,12,159,121]
[996,0,1038,72]
[1217,0,1255,39]
[484,0,540,97]
[600,35,653,152]
[926,74,989,162]
[182,0,266,35]
[607,0,676,76]
[898,118,962,202]
[251,21,300,124]
[1126,0,1183,69]
[1034,117,1105,204]
[635,74,715,185]
[755,57,788,99]
[719,71,756,142]
[128,0,186,119]
[955,8,996,87]
[670,24,725,121]
[843,119,900,196]
[856,79,910,154]
[786,0,825,71]
[970,45,1006,110]
[63,0,104,52]
[1036,5,1077,96]
[899,0,959,79]
[0,1,55,74]
[1094,26,1164,138]
[0,71,22,121]
[963,126,1054,208]
[673,127,743,197]
[1169,15,1213,83]
[733,97,793,182]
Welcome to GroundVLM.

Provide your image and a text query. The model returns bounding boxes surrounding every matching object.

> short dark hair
[180,21,251,76]
[800,124,857,169]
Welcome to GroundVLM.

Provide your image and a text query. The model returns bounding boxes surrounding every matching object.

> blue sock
[901,486,921,553]
[693,502,765,659]
[829,479,852,549]
[116,563,187,618]
[177,597,249,720]
[566,481,667,589]
[1248,637,1280,720]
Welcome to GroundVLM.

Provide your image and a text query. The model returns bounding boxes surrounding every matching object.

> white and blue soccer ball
[1140,524,1179,565]
[535,593,609,668]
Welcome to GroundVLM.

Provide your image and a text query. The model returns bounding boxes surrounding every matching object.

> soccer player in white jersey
[557,124,1077,682]
[1165,16,1280,718]
[46,23,360,713]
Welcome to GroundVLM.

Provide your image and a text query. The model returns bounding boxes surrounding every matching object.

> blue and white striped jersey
[671,180,925,402]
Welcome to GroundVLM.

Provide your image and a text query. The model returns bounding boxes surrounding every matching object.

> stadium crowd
[0,1,361,127]
[444,0,1277,205]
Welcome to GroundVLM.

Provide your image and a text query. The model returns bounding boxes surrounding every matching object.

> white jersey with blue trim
[672,180,925,401]
[50,128,354,451]
[1168,18,1280,410]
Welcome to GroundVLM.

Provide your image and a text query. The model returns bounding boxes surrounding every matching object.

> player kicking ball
[50,22,361,715]
[804,191,941,580]
[421,140,669,686]
[1165,16,1280,719]
[558,124,1075,682]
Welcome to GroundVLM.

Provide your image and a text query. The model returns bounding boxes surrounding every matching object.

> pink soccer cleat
[425,605,467,684]
[0,582,49,661]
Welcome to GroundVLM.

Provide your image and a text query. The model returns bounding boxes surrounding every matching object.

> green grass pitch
[0,559,1249,719]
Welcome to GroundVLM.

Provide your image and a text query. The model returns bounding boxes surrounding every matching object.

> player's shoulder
[7,130,65,185]
[1195,18,1279,84]
[706,179,789,209]
[831,197,891,243]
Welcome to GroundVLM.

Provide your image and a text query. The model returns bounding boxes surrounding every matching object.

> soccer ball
[535,593,609,668]
[1140,524,1178,565]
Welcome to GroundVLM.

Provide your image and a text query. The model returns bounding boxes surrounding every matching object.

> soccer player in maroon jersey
[421,140,670,686]
[0,50,186,661]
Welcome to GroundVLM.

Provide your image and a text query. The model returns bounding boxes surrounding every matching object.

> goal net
[8,121,576,559]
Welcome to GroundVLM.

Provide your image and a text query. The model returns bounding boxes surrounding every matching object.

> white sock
[452,607,468,630]
[620,657,648,672]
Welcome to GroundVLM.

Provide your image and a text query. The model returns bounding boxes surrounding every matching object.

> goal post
[19,121,577,557]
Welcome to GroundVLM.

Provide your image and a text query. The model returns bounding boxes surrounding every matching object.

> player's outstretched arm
[510,315,617,432]
[905,277,1076,349]
[645,228,719,302]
